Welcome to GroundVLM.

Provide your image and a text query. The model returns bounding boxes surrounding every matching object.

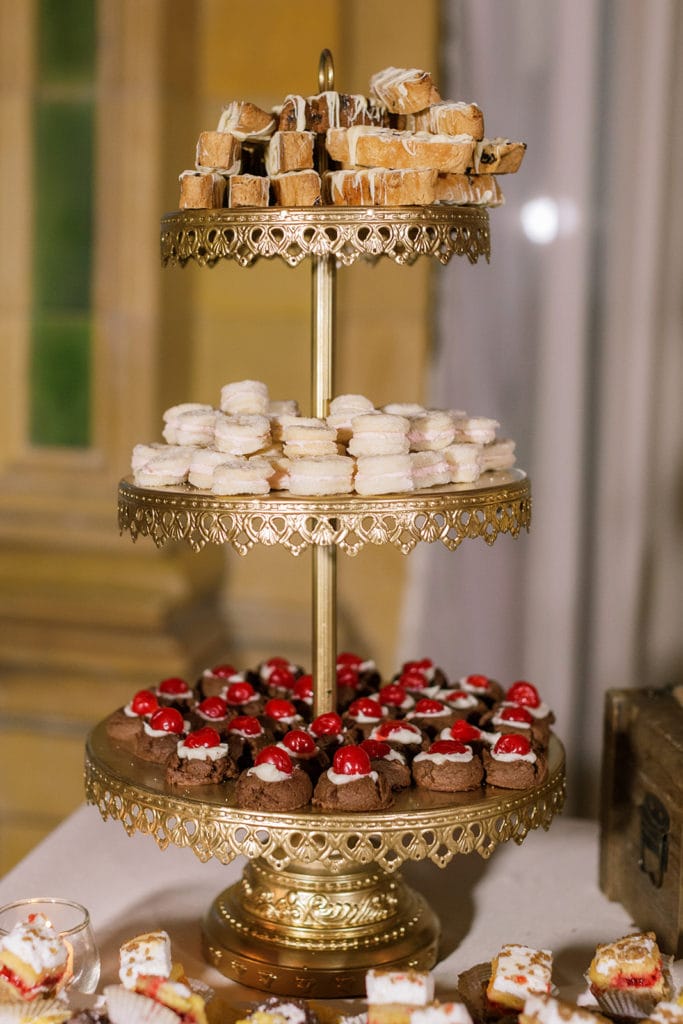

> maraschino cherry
[348,697,383,719]
[158,677,191,695]
[337,652,363,669]
[333,745,371,776]
[209,663,237,678]
[448,720,482,742]
[130,690,159,716]
[494,733,533,756]
[360,739,391,760]
[506,680,541,708]
[375,719,420,740]
[337,665,359,688]
[292,675,314,701]
[429,739,468,756]
[464,673,492,691]
[149,708,184,733]
[254,745,293,774]
[310,712,343,736]
[228,715,263,736]
[184,727,222,749]
[379,684,409,708]
[224,681,257,706]
[197,696,228,719]
[264,698,297,720]
[281,729,316,755]
[413,698,446,715]
[268,666,296,692]
[499,705,534,725]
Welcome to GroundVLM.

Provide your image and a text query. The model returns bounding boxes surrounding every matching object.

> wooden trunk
[600,688,683,955]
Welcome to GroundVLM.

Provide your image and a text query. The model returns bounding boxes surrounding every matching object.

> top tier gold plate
[119,469,530,555]
[160,206,491,269]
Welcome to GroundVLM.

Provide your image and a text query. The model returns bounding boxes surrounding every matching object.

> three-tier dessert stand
[85,52,565,999]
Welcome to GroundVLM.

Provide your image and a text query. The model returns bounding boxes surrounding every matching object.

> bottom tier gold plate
[85,725,565,997]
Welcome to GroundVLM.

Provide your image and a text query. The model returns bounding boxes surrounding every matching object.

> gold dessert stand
[85,724,565,997]
[93,48,565,999]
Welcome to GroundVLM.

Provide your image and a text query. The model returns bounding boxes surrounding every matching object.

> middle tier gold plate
[118,469,531,555]
[85,722,564,871]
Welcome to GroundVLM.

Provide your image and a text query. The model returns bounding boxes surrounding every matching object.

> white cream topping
[260,661,298,682]
[327,768,379,785]
[119,931,172,989]
[349,708,387,724]
[247,763,291,782]
[365,967,435,1006]
[410,1003,473,1024]
[407,706,450,720]
[143,720,189,738]
[491,711,532,731]
[442,693,479,709]
[413,749,473,765]
[0,914,68,977]
[490,944,552,1000]
[491,747,537,764]
[370,724,422,745]
[502,699,551,719]
[177,741,228,761]
[522,995,597,1024]
[203,668,244,681]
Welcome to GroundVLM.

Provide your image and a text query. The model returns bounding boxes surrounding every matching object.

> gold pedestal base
[202,858,440,998]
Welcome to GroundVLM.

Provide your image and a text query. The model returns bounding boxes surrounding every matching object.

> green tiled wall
[29,0,96,448]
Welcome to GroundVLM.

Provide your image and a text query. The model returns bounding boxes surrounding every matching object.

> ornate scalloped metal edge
[84,742,565,873]
[118,477,531,556]
[160,206,491,268]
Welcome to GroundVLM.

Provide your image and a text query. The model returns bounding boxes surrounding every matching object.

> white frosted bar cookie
[217,100,275,140]
[487,944,552,1011]
[410,101,484,139]
[119,931,172,990]
[369,67,441,114]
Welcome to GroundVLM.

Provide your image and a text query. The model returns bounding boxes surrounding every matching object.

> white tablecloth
[0,806,638,1006]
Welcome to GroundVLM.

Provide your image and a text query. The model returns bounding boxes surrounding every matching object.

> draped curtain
[400,0,683,814]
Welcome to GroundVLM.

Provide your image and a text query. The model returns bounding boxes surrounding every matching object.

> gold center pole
[311,48,337,719]
[311,252,336,718]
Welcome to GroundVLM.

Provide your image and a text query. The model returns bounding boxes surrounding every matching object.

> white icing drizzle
[326,768,379,786]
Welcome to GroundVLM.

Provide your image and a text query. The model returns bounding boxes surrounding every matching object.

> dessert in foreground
[486,943,553,1012]
[0,913,72,1001]
[586,931,673,1018]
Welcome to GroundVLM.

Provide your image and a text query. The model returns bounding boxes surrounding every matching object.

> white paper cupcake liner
[103,986,180,1024]
[585,958,674,1021]
[0,999,71,1024]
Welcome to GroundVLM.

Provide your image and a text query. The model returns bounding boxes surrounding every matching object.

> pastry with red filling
[486,944,553,1012]
[165,726,237,786]
[482,733,547,788]
[106,689,160,745]
[235,745,313,810]
[0,913,71,1001]
[412,739,484,792]
[587,932,673,1018]
[135,707,189,764]
[312,745,393,811]
[360,738,411,790]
